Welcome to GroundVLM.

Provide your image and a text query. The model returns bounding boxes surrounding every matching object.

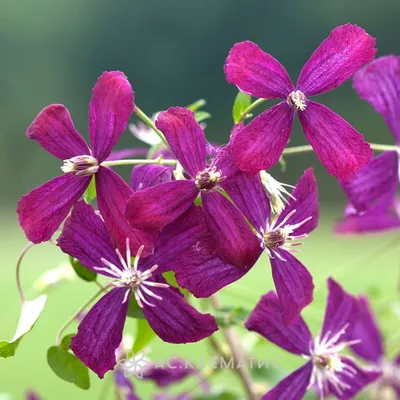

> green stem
[16,242,35,303]
[239,98,267,122]
[134,106,169,147]
[101,156,177,167]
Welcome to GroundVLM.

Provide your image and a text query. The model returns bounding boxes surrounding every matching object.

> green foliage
[194,392,240,400]
[133,319,156,353]
[232,91,251,123]
[214,306,250,328]
[83,177,96,204]
[187,99,207,112]
[69,257,97,282]
[194,111,212,123]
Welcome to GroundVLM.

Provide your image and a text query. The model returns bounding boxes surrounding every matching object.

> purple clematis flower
[57,200,218,378]
[336,56,400,234]
[224,24,376,180]
[245,278,381,399]
[125,107,261,269]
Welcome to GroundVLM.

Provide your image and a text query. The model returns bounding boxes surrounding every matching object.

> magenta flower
[17,71,156,255]
[125,107,261,269]
[57,201,218,378]
[172,168,318,325]
[336,56,400,234]
[246,278,381,399]
[224,24,376,180]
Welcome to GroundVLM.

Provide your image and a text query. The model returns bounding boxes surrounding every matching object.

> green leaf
[133,319,156,353]
[127,296,145,319]
[194,111,212,123]
[163,270,190,299]
[84,177,96,204]
[0,295,47,358]
[187,99,206,112]
[69,257,97,282]
[61,334,75,350]
[214,306,250,328]
[194,392,240,400]
[232,91,251,123]
[47,344,90,390]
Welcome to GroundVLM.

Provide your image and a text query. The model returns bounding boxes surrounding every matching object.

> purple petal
[89,71,134,162]
[71,287,129,378]
[202,191,262,269]
[297,24,376,97]
[245,291,312,355]
[142,285,218,343]
[26,104,89,160]
[231,102,294,173]
[270,250,314,326]
[350,296,384,363]
[224,41,293,99]
[321,278,357,340]
[276,168,319,236]
[96,166,158,257]
[106,148,149,161]
[131,164,173,192]
[17,174,90,243]
[126,180,198,231]
[298,101,373,180]
[57,200,121,278]
[341,151,398,213]
[114,370,140,400]
[26,391,41,400]
[353,55,400,144]
[156,107,206,177]
[261,362,313,400]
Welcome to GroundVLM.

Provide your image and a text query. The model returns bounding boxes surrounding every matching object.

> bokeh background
[1,0,400,399]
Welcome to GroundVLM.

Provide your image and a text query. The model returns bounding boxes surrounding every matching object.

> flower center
[195,167,224,192]
[61,155,99,177]
[287,90,307,111]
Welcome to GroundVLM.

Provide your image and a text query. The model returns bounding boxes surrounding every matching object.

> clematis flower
[57,200,218,378]
[171,167,318,325]
[336,56,400,234]
[17,71,156,255]
[245,278,381,400]
[224,24,376,180]
[126,107,261,269]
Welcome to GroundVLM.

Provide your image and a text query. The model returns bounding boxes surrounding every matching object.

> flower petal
[131,164,173,191]
[353,56,400,144]
[224,41,294,99]
[27,105,89,160]
[17,174,90,243]
[270,250,314,326]
[155,107,206,177]
[142,286,218,343]
[245,291,312,355]
[297,24,376,97]
[126,180,198,231]
[202,191,262,269]
[114,370,140,400]
[89,71,134,162]
[231,102,294,173]
[71,287,129,378]
[96,166,158,257]
[298,101,373,180]
[57,200,121,277]
[261,362,313,400]
[350,296,384,363]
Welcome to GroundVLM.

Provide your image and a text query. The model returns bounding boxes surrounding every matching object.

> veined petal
[89,71,134,162]
[270,250,314,326]
[96,166,158,257]
[245,291,312,355]
[17,174,90,243]
[71,287,129,378]
[231,102,294,173]
[202,191,262,269]
[261,362,313,400]
[353,56,400,144]
[126,180,198,231]
[298,101,373,180]
[350,296,384,363]
[142,286,218,343]
[131,164,173,192]
[57,200,121,278]
[155,107,206,177]
[27,104,89,160]
[297,24,376,97]
[224,41,294,99]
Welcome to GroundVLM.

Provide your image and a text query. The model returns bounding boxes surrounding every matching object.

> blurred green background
[1,0,400,399]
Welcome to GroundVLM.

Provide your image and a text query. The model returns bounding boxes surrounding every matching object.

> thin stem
[56,284,109,346]
[101,156,177,167]
[134,106,169,147]
[370,143,398,152]
[239,98,267,122]
[16,242,35,303]
[210,295,256,400]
